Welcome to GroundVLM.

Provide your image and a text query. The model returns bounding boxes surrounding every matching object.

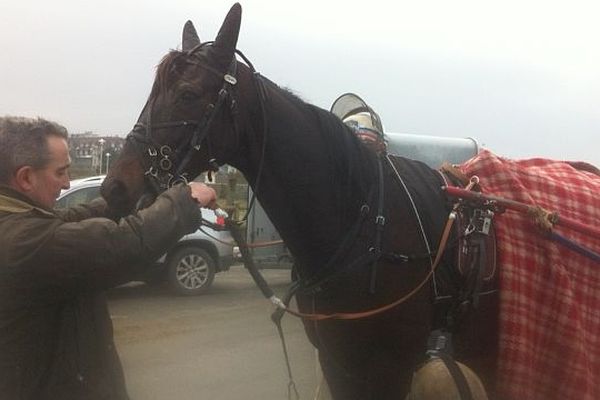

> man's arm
[54,197,110,222]
[36,184,214,291]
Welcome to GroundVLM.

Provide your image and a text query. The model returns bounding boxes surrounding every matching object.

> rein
[124,43,293,308]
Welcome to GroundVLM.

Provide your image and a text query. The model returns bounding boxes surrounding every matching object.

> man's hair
[0,116,69,184]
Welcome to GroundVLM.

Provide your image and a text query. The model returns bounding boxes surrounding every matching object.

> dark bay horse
[102,4,498,398]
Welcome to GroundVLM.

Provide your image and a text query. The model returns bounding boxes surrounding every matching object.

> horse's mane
[150,50,188,99]
[274,86,376,214]
[312,104,375,199]
[151,50,375,209]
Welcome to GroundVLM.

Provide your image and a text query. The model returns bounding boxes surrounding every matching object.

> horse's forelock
[150,50,188,99]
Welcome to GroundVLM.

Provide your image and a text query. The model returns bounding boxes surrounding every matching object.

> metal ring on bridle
[168,175,189,187]
[159,158,173,171]
[160,145,172,157]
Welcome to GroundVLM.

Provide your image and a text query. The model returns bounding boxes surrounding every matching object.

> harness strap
[283,209,457,321]
[174,60,238,177]
[456,234,488,312]
[299,197,373,292]
[301,155,389,293]
[435,352,475,400]
[368,154,386,293]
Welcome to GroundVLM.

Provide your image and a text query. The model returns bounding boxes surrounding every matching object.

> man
[0,116,217,399]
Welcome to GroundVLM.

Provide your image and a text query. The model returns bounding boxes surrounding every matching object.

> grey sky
[1,0,599,165]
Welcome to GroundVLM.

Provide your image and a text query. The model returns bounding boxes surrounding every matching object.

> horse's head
[102,4,246,216]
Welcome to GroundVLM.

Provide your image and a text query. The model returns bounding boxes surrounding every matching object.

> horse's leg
[365,318,430,399]
[317,348,369,400]
[296,292,370,399]
[313,296,432,399]
[296,264,434,399]
[363,290,433,399]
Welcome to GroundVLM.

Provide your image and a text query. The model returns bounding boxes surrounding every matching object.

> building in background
[68,132,125,178]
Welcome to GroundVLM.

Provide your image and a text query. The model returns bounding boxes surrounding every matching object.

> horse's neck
[237,89,377,274]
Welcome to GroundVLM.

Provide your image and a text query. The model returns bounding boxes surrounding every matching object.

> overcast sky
[1,0,599,165]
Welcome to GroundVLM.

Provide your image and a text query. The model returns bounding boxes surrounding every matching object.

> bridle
[126,42,237,194]
[125,42,268,202]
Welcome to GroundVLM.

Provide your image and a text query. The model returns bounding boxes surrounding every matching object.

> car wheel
[167,247,216,295]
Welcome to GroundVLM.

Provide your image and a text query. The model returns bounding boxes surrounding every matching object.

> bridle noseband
[126,42,240,194]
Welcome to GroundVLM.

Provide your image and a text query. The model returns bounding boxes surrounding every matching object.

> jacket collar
[0,185,55,216]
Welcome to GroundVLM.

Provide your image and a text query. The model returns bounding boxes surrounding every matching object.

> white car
[56,176,235,295]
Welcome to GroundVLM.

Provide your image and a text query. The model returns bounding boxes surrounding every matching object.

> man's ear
[12,166,36,193]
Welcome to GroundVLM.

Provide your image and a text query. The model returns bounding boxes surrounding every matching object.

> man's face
[28,136,71,208]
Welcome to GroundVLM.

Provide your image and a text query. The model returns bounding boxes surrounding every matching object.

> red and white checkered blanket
[458,150,600,400]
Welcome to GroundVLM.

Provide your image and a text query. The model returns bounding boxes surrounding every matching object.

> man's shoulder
[0,188,54,216]
[0,197,61,266]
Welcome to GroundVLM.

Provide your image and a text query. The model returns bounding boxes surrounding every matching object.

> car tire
[167,247,216,295]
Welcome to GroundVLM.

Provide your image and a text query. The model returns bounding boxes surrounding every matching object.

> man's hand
[188,182,217,209]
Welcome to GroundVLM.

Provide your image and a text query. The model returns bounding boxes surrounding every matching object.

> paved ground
[109,265,320,400]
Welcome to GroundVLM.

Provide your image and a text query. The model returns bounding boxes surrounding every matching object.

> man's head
[0,116,71,208]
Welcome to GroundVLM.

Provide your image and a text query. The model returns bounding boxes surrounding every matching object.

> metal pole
[98,138,105,175]
[105,153,111,174]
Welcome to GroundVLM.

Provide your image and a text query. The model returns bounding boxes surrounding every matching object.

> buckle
[224,74,237,85]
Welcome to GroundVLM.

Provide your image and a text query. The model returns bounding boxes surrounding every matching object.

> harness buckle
[145,166,158,178]
[375,215,386,226]
[360,204,370,217]
[223,74,237,85]
[468,209,494,236]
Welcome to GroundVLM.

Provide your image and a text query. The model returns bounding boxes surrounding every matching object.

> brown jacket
[0,184,201,400]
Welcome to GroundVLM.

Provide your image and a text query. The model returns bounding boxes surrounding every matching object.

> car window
[56,186,101,208]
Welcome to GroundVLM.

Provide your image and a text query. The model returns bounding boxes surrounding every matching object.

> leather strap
[436,353,474,400]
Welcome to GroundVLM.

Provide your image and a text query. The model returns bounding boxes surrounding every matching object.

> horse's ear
[182,20,201,51]
[212,3,241,67]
